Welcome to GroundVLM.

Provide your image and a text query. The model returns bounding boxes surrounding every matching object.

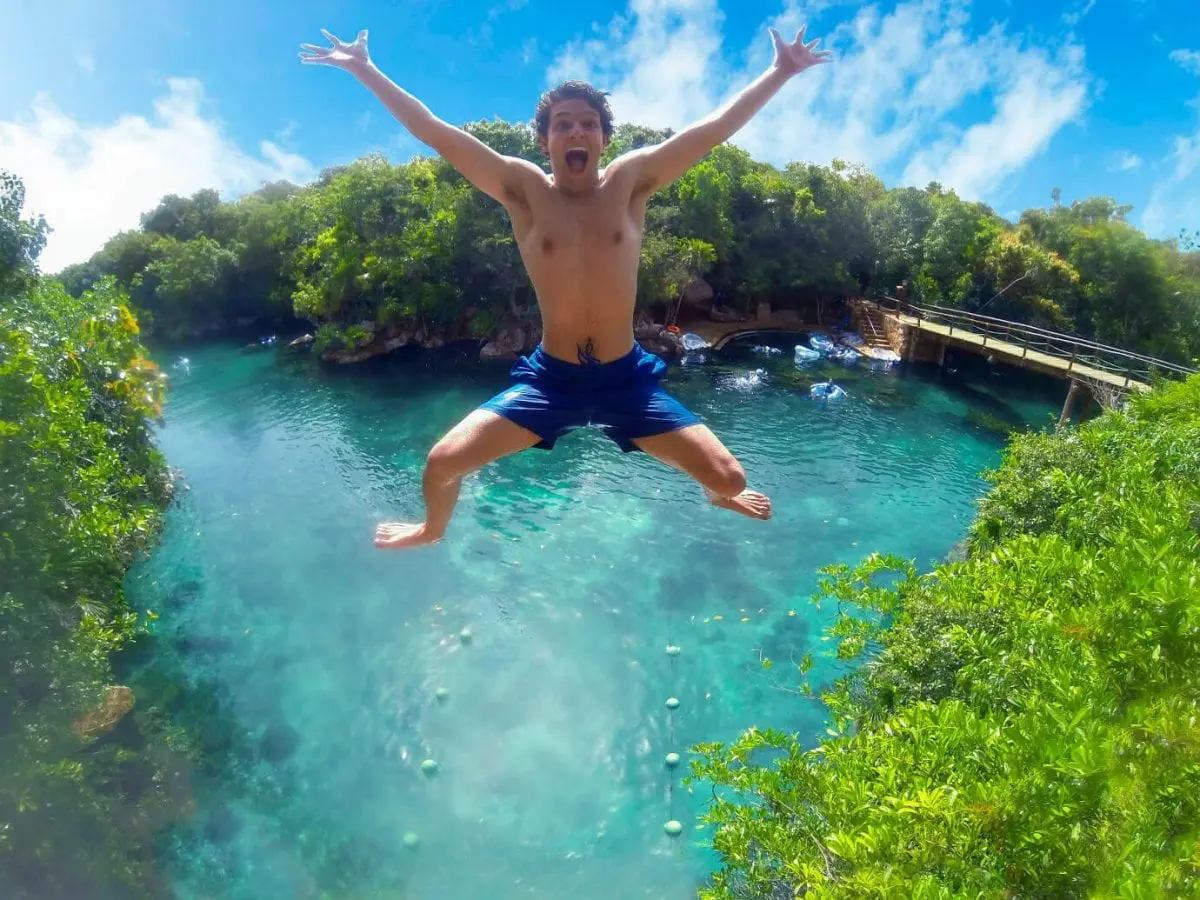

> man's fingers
[299,53,335,65]
[356,29,369,44]
[795,24,807,44]
[806,37,822,50]
[299,43,328,54]
[320,28,342,46]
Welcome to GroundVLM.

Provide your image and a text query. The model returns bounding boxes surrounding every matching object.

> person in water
[300,26,832,549]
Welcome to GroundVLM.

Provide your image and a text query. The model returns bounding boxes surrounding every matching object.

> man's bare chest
[512,180,646,262]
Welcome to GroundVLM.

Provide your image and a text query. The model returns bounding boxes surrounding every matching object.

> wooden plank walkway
[891,312,1152,392]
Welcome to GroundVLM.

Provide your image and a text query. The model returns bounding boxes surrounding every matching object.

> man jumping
[299,26,832,549]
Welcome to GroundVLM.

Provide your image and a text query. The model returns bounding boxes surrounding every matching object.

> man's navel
[612,230,623,244]
[541,237,554,255]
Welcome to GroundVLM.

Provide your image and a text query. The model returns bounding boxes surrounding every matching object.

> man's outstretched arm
[300,30,536,204]
[620,26,831,193]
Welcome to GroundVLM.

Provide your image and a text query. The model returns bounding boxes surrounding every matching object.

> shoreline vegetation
[2,126,1199,897]
[53,120,1200,369]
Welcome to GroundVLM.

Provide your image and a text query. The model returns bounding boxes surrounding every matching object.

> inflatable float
[810,381,847,400]
[808,334,836,354]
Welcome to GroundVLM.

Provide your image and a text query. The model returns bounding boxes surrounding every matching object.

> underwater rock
[288,333,314,348]
[945,538,970,563]
[203,805,242,844]
[260,720,301,763]
[74,685,135,741]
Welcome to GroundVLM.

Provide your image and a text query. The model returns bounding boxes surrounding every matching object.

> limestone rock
[479,317,531,361]
[709,304,749,323]
[635,323,683,360]
[74,685,135,741]
[681,278,714,309]
[288,333,314,348]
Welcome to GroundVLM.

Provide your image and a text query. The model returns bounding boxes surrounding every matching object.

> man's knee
[425,441,468,485]
[707,455,747,498]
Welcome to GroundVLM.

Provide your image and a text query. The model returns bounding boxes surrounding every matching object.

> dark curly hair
[534,81,614,140]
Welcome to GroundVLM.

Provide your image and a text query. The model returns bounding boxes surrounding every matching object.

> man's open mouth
[565,148,588,174]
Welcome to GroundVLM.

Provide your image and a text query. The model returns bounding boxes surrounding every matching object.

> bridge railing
[876,296,1199,387]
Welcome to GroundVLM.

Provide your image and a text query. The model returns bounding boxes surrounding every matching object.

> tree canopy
[1,172,190,899]
[49,120,1199,365]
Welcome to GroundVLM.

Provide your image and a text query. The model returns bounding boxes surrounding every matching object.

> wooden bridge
[855,297,1198,421]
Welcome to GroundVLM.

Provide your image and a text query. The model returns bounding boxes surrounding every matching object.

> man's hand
[299,29,372,72]
[769,25,832,76]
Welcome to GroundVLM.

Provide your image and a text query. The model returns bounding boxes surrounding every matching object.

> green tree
[0,173,190,899]
[692,375,1200,898]
[0,171,48,294]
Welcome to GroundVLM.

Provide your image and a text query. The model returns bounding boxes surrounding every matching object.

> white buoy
[665,697,680,710]
[403,832,420,849]
[420,759,439,776]
[664,820,683,837]
[665,752,681,768]
[665,645,681,657]
[459,627,473,645]
[434,687,449,703]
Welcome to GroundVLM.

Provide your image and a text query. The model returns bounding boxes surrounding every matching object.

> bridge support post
[1059,379,1084,426]
[905,327,919,361]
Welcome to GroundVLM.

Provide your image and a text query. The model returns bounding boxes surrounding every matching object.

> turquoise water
[123,337,1058,899]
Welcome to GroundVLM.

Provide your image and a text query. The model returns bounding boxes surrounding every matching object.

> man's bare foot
[374,522,441,549]
[709,490,773,520]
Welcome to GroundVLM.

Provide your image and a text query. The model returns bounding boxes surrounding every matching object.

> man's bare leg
[632,425,772,520]
[375,409,541,549]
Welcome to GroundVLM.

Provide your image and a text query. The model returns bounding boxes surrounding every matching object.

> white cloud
[546,0,1089,202]
[522,37,539,65]
[1170,49,1200,77]
[902,44,1088,199]
[1141,50,1200,238]
[1142,129,1200,238]
[548,0,725,130]
[1062,0,1096,27]
[276,118,299,144]
[1108,150,1143,172]
[0,78,313,273]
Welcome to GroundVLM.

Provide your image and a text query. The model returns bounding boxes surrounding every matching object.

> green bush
[691,376,1200,898]
[1,182,191,899]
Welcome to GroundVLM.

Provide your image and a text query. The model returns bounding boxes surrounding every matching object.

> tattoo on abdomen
[577,338,600,366]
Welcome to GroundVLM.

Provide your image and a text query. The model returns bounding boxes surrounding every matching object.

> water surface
[125,337,1058,899]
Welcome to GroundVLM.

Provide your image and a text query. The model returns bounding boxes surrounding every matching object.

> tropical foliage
[1,172,189,899]
[53,121,1200,364]
[691,374,1200,897]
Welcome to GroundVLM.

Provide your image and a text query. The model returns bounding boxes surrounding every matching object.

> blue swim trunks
[479,343,702,452]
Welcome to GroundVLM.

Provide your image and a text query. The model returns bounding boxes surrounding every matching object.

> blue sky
[2,0,1199,271]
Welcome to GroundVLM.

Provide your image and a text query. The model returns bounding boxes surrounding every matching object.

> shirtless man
[299,27,831,549]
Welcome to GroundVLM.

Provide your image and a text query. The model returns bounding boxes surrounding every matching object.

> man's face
[539,98,607,181]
